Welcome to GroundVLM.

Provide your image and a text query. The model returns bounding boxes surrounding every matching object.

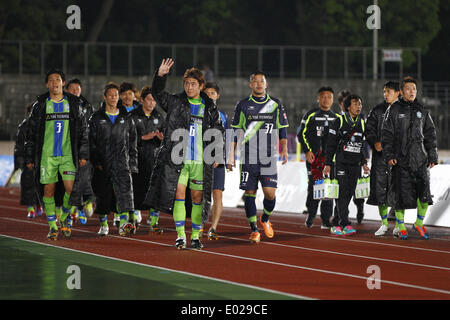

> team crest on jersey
[267,102,276,113]
[64,102,70,112]
[417,111,422,119]
[153,118,159,125]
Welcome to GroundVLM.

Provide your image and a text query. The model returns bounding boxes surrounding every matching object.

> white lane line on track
[214,208,450,242]
[2,203,449,254]
[1,216,450,296]
[0,233,310,300]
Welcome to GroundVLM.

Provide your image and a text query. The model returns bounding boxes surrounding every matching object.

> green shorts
[40,155,76,184]
[177,162,203,191]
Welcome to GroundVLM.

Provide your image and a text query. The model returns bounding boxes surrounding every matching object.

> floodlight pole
[373,0,378,80]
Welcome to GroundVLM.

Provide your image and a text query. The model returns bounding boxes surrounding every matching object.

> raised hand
[158,58,174,77]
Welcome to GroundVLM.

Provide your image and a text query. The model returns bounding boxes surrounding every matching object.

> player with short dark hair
[130,86,166,233]
[323,94,370,236]
[382,76,438,240]
[24,69,89,240]
[119,82,141,113]
[89,83,138,237]
[65,78,95,224]
[297,86,337,229]
[143,59,224,250]
[228,72,289,243]
[203,81,229,240]
[366,81,400,236]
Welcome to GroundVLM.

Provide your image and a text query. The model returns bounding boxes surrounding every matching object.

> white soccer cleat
[134,210,142,224]
[85,201,94,217]
[98,225,109,236]
[393,226,400,238]
[375,224,389,236]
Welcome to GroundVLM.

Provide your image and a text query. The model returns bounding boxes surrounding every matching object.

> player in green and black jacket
[297,87,338,229]
[25,69,89,240]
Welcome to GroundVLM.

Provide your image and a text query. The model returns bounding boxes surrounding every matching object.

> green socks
[248,215,258,232]
[120,212,129,226]
[150,209,159,226]
[395,199,429,231]
[173,200,203,239]
[395,209,406,231]
[60,192,72,222]
[43,197,57,229]
[416,199,428,227]
[379,205,389,227]
[99,214,108,227]
[174,199,186,238]
[191,202,203,240]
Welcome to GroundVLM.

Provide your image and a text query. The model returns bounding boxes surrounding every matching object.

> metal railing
[0,40,422,80]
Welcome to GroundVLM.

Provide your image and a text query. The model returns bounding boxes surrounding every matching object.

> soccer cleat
[305,215,314,228]
[321,220,332,230]
[175,237,187,250]
[78,210,87,225]
[113,215,120,228]
[47,228,58,240]
[259,216,274,238]
[27,209,36,219]
[375,224,389,236]
[393,226,400,238]
[130,221,138,235]
[191,238,204,250]
[398,230,408,240]
[98,225,109,236]
[36,206,43,216]
[149,224,163,234]
[207,228,219,240]
[343,225,356,236]
[249,231,261,243]
[60,218,72,238]
[84,201,94,217]
[412,224,429,240]
[331,226,344,236]
[71,210,78,224]
[134,210,142,224]
[119,222,134,236]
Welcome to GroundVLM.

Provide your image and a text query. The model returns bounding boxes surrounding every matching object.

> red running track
[1,187,449,300]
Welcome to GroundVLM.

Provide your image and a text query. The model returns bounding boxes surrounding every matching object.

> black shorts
[239,163,278,190]
[213,165,225,191]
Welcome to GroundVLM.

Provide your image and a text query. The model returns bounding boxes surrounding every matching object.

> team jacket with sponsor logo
[24,91,89,206]
[325,112,367,166]
[297,108,337,155]
[143,71,224,215]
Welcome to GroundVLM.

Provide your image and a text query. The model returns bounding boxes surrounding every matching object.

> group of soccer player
[298,78,438,240]
[14,57,438,249]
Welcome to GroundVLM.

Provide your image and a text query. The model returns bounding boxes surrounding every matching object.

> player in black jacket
[366,81,400,236]
[381,77,438,240]
[89,83,138,237]
[323,94,370,236]
[297,87,338,229]
[130,86,165,233]
[66,78,95,224]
